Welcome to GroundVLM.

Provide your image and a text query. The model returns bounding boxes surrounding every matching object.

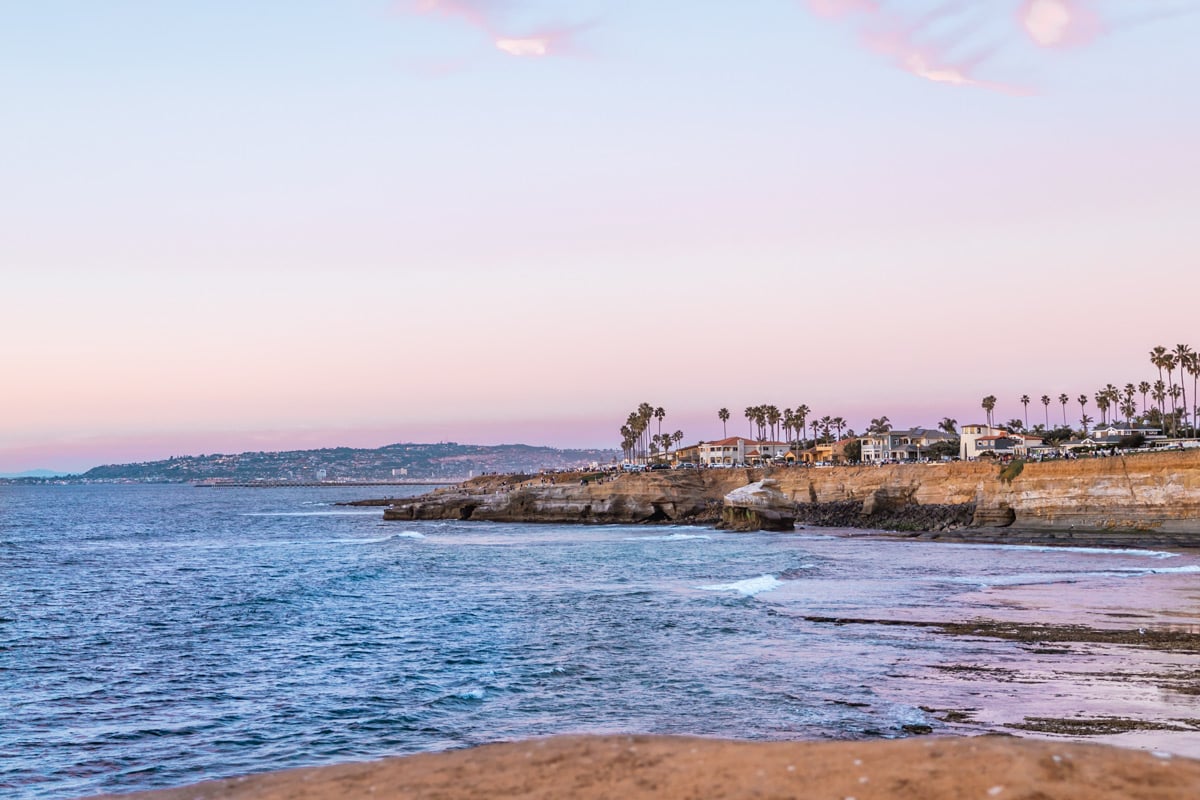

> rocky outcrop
[382,451,1200,545]
[719,479,795,531]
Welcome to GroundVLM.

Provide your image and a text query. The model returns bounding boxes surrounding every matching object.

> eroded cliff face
[383,451,1200,545]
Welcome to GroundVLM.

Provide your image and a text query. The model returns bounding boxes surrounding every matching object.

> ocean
[3,484,1199,798]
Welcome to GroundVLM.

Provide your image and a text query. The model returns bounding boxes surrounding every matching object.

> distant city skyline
[3,1,1198,472]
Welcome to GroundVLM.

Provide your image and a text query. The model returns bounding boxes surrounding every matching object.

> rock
[720,479,796,532]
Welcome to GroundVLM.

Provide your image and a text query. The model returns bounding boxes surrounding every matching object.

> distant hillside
[65,442,619,483]
[0,469,70,479]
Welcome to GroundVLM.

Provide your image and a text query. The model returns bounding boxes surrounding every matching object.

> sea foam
[625,533,711,542]
[700,574,784,596]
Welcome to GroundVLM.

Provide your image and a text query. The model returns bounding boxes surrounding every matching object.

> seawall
[382,450,1200,546]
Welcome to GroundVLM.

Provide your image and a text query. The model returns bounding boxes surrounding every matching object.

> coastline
[89,734,1200,800]
[369,450,1200,547]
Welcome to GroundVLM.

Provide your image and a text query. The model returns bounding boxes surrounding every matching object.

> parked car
[649,462,672,471]
[674,462,697,469]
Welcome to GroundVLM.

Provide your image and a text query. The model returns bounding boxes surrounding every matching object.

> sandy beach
[90,734,1200,799]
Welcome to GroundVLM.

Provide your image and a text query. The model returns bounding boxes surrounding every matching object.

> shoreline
[89,734,1200,800]
[364,450,1200,548]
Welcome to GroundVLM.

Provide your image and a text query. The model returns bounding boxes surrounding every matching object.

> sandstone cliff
[382,450,1200,546]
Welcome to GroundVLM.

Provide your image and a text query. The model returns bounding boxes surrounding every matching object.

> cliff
[382,450,1200,546]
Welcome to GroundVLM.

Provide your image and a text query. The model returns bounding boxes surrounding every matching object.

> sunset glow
[1,1,1197,472]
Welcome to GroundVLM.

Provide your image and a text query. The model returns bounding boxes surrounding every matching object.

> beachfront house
[697,437,791,466]
[858,427,957,463]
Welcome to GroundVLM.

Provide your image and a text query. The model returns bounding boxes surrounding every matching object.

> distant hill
[61,442,620,484]
[0,469,70,479]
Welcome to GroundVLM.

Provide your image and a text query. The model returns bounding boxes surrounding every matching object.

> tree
[1094,391,1109,426]
[1058,393,1069,426]
[832,416,847,442]
[981,395,997,429]
[1150,346,1169,419]
[1040,395,1051,429]
[654,407,666,439]
[1174,345,1194,435]
[1152,381,1167,429]
[1079,412,1093,434]
[842,439,862,463]
[1077,395,1089,434]
[718,408,730,438]
[938,417,957,435]
[1186,351,1200,436]
[744,406,756,439]
[672,430,684,454]
[794,405,810,445]
[765,405,781,442]
[1005,418,1024,433]
[1139,381,1151,415]
[819,415,833,444]
[868,416,892,435]
[1020,395,1031,428]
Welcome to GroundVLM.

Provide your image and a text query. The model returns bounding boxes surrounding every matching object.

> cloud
[812,1,1029,93]
[409,0,585,58]
[1018,0,1102,47]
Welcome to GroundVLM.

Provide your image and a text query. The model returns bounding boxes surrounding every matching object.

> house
[961,425,1044,459]
[959,424,992,460]
[696,437,792,466]
[859,427,957,463]
[1089,424,1164,440]
[799,438,856,465]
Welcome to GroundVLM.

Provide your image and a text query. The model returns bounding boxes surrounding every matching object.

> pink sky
[2,0,1198,472]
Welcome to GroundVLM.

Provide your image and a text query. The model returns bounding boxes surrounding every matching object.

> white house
[697,437,792,466]
[859,427,956,463]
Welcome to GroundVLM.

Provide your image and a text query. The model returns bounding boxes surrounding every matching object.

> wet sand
[90,734,1200,799]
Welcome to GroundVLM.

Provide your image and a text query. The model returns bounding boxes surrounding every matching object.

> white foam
[240,511,381,517]
[625,533,711,542]
[947,543,1178,559]
[700,574,784,596]
[393,531,426,539]
[952,564,1200,588]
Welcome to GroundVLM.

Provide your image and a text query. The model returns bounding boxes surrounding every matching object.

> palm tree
[867,416,892,435]
[1123,384,1136,424]
[1152,381,1167,428]
[744,406,755,439]
[1079,412,1093,434]
[981,395,997,429]
[1020,395,1031,428]
[718,408,730,438]
[810,419,820,446]
[1164,354,1180,433]
[794,405,810,446]
[765,405,781,442]
[1150,346,1169,418]
[1006,418,1024,433]
[1077,395,1089,434]
[1058,393,1069,427]
[654,407,666,439]
[832,416,847,442]
[1103,384,1119,425]
[1121,398,1137,427]
[1040,395,1051,429]
[819,415,833,444]
[672,430,684,452]
[1174,345,1193,434]
[1094,391,1109,426]
[1186,352,1200,437]
[938,417,957,435]
[1138,381,1151,415]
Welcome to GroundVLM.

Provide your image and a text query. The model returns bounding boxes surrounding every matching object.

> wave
[699,574,784,596]
[239,511,381,517]
[946,543,1179,560]
[625,533,711,542]
[951,564,1200,588]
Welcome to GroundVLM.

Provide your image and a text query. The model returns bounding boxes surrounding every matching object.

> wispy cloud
[803,0,1179,93]
[409,0,586,58]
[805,1,1027,93]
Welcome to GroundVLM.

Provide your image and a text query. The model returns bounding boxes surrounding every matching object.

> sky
[2,0,1199,472]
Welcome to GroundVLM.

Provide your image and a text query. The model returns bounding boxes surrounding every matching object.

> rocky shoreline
[367,451,1200,546]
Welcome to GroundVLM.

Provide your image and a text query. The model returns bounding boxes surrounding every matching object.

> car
[674,462,697,469]
[649,462,672,471]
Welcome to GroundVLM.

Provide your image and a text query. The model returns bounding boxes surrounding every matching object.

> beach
[91,734,1200,799]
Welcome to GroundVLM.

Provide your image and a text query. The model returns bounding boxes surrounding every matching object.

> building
[959,424,992,460]
[696,437,792,466]
[859,427,957,463]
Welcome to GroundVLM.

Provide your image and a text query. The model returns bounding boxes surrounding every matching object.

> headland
[375,449,1200,546]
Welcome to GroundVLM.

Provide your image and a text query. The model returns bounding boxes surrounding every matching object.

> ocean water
[2,485,1199,798]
